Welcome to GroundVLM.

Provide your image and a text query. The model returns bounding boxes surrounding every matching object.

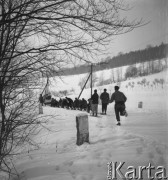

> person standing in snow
[39,94,44,106]
[110,86,128,126]
[91,89,99,116]
[74,97,79,110]
[100,88,109,115]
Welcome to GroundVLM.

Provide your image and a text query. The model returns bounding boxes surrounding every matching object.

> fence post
[39,103,43,114]
[138,101,143,108]
[76,113,89,146]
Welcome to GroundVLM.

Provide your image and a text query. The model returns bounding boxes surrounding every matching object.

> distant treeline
[60,43,168,76]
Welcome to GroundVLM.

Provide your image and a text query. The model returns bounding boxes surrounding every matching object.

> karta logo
[107,162,168,180]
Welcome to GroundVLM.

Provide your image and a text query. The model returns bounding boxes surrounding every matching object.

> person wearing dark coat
[61,98,68,108]
[74,98,79,110]
[59,98,62,107]
[66,97,74,109]
[91,89,99,116]
[110,86,128,126]
[100,88,109,115]
[78,99,83,111]
[51,98,58,107]
[39,94,44,106]
[51,98,55,107]
[81,98,87,111]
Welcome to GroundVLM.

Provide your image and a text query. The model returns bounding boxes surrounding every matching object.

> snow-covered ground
[7,67,168,180]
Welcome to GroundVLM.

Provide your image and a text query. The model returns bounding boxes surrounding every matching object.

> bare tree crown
[0,0,143,175]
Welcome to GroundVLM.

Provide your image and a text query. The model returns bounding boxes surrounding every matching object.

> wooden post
[138,101,143,108]
[76,113,89,146]
[90,63,93,98]
[78,72,91,99]
[39,103,43,114]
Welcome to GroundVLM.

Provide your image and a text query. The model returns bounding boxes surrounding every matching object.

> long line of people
[39,86,128,126]
[39,94,92,113]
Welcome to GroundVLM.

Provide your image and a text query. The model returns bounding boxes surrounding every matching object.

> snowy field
[8,67,168,180]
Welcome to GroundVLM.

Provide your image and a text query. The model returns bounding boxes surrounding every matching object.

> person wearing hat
[91,89,99,116]
[110,86,128,126]
[100,88,110,115]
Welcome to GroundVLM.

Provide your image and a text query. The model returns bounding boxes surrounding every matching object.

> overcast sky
[106,0,168,58]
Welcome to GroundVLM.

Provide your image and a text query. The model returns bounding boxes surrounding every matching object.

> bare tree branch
[0,0,144,176]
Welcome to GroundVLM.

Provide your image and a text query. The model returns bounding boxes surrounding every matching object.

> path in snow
[10,106,168,180]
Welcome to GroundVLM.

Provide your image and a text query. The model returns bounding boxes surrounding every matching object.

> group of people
[91,86,128,126]
[39,86,128,126]
[39,95,92,111]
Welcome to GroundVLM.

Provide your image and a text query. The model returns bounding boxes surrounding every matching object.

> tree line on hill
[61,43,168,76]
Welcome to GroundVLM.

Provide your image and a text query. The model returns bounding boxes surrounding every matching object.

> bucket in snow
[138,101,143,108]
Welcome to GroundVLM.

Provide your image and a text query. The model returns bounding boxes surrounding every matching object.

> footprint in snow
[139,137,147,148]
[68,169,76,179]
[148,151,155,159]
[67,160,74,166]
[55,165,60,171]
[136,146,143,155]
[155,146,164,155]
[157,156,167,166]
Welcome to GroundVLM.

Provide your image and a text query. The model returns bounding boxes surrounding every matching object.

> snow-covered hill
[48,59,168,98]
[47,60,168,113]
